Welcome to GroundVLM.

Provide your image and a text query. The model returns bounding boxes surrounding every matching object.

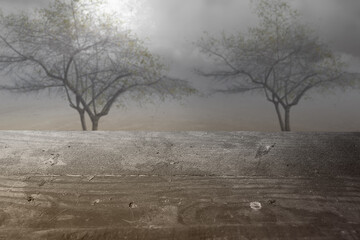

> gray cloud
[297,0,360,57]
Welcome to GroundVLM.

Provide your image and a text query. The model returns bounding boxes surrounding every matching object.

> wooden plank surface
[0,131,359,239]
[0,131,359,177]
[1,175,359,239]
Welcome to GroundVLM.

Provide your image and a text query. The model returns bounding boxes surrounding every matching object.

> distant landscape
[0,89,359,132]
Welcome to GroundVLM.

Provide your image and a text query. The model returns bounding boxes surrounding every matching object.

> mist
[0,0,359,131]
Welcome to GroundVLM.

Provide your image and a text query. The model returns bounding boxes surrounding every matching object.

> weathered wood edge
[0,131,359,177]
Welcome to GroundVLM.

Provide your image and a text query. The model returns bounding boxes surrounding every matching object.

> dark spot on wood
[255,143,275,158]
[129,202,137,208]
[88,175,95,181]
[23,176,31,182]
[27,196,34,202]
[268,199,276,205]
[38,179,46,187]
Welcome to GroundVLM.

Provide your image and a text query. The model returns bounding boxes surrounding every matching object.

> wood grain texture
[0,175,359,239]
[0,131,359,176]
[0,131,359,239]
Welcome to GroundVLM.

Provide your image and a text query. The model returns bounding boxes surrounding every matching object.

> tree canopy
[0,0,195,130]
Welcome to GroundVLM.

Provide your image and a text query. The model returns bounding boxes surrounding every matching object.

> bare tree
[0,0,194,130]
[196,0,351,131]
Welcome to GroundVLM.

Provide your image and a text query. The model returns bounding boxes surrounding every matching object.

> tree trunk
[274,102,285,131]
[284,107,291,131]
[91,117,99,131]
[78,110,87,131]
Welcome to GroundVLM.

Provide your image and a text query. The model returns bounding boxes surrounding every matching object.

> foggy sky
[2,0,359,59]
[0,0,359,131]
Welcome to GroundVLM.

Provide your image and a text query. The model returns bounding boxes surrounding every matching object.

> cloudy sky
[0,0,359,131]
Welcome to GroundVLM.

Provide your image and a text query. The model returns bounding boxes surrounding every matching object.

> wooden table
[0,131,359,239]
